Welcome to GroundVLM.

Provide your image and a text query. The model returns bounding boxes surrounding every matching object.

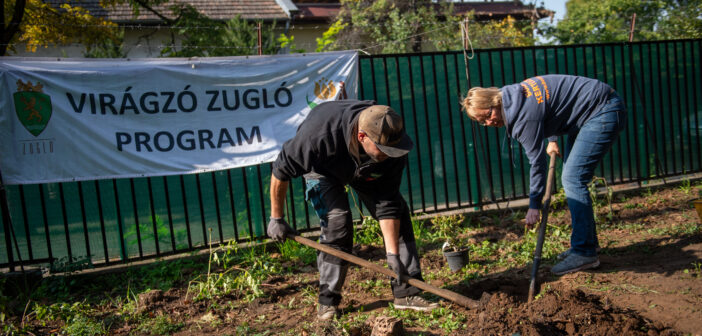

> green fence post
[0,170,15,271]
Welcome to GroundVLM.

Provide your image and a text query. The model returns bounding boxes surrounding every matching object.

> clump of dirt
[455,277,680,336]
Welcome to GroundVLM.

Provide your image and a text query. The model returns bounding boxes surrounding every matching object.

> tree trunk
[0,0,27,56]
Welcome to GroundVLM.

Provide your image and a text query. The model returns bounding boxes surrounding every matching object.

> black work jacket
[271,100,408,219]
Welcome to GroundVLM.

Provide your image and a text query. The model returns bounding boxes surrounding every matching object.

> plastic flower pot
[693,199,702,222]
[442,247,469,272]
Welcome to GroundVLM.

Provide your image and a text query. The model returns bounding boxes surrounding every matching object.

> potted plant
[431,214,470,272]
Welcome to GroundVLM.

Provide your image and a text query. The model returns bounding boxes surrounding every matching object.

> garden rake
[528,152,557,303]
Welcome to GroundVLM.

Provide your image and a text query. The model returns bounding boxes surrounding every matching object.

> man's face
[358,131,389,162]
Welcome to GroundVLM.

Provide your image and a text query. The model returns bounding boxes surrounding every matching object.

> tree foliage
[315,20,347,53]
[1,0,120,55]
[84,29,126,58]
[320,0,458,54]
[542,0,701,44]
[656,0,702,39]
[462,15,535,49]
[2,0,279,57]
[160,5,278,57]
[316,0,535,54]
[278,33,306,54]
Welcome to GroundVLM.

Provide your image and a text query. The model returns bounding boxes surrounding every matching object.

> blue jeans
[562,92,627,257]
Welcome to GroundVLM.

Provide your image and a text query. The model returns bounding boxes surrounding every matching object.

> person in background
[461,75,627,275]
[267,100,438,320]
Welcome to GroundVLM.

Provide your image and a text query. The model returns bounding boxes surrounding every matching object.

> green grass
[30,301,107,335]
[468,223,570,270]
[63,314,107,336]
[412,215,434,249]
[578,274,658,294]
[386,305,466,332]
[354,278,386,297]
[354,216,384,246]
[333,312,372,334]
[683,262,702,278]
[187,244,280,302]
[644,221,700,237]
[623,202,645,209]
[276,239,317,265]
[299,285,317,306]
[678,179,692,195]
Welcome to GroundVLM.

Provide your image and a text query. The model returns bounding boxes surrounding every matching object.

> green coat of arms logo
[14,79,52,137]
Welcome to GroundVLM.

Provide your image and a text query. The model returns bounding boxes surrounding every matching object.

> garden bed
[2,180,701,335]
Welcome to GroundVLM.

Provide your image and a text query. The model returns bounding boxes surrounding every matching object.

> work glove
[267,217,297,242]
[386,253,409,284]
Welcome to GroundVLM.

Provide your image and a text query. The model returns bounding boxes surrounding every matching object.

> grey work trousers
[304,173,423,306]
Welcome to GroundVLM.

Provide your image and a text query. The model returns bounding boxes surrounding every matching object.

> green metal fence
[2,39,700,271]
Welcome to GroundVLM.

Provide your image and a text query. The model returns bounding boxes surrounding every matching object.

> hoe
[290,234,481,309]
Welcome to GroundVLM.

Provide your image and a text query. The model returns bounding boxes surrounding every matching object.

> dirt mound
[458,278,679,336]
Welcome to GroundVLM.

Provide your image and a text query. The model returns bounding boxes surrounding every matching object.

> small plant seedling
[534,284,552,301]
[678,178,692,195]
[588,177,614,223]
[354,216,383,246]
[277,240,316,265]
[690,262,702,278]
[431,214,466,252]
[347,185,384,246]
[551,188,567,209]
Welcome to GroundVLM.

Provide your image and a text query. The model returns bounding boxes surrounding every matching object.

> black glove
[267,217,297,242]
[387,253,408,283]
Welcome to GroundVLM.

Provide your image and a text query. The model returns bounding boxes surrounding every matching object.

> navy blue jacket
[501,75,612,208]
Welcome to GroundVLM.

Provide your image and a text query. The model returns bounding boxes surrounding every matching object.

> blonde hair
[461,87,502,121]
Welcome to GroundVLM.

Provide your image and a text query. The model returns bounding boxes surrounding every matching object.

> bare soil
[6,182,702,335]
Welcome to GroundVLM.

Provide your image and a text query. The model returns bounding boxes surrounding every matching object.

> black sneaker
[556,248,572,261]
[393,296,438,311]
[557,247,601,261]
[551,254,600,275]
[317,304,338,321]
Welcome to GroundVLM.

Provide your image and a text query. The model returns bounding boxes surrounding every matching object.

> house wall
[12,29,173,58]
[12,25,322,58]
[285,23,326,52]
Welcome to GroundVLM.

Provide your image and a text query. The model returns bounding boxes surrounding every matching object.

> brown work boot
[317,304,338,321]
[393,295,438,311]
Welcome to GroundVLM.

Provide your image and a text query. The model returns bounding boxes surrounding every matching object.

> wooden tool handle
[291,235,480,309]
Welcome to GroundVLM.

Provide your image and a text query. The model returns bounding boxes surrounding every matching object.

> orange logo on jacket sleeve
[524,78,543,104]
[521,83,532,98]
[535,76,550,101]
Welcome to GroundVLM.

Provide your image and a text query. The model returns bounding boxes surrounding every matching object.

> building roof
[295,3,340,23]
[454,2,553,21]
[293,1,554,23]
[50,0,552,25]
[48,0,295,24]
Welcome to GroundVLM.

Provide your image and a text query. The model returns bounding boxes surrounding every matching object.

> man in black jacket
[267,100,437,320]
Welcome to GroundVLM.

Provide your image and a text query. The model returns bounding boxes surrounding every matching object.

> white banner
[0,51,358,185]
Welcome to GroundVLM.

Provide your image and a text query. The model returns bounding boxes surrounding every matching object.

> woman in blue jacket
[461,75,627,275]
